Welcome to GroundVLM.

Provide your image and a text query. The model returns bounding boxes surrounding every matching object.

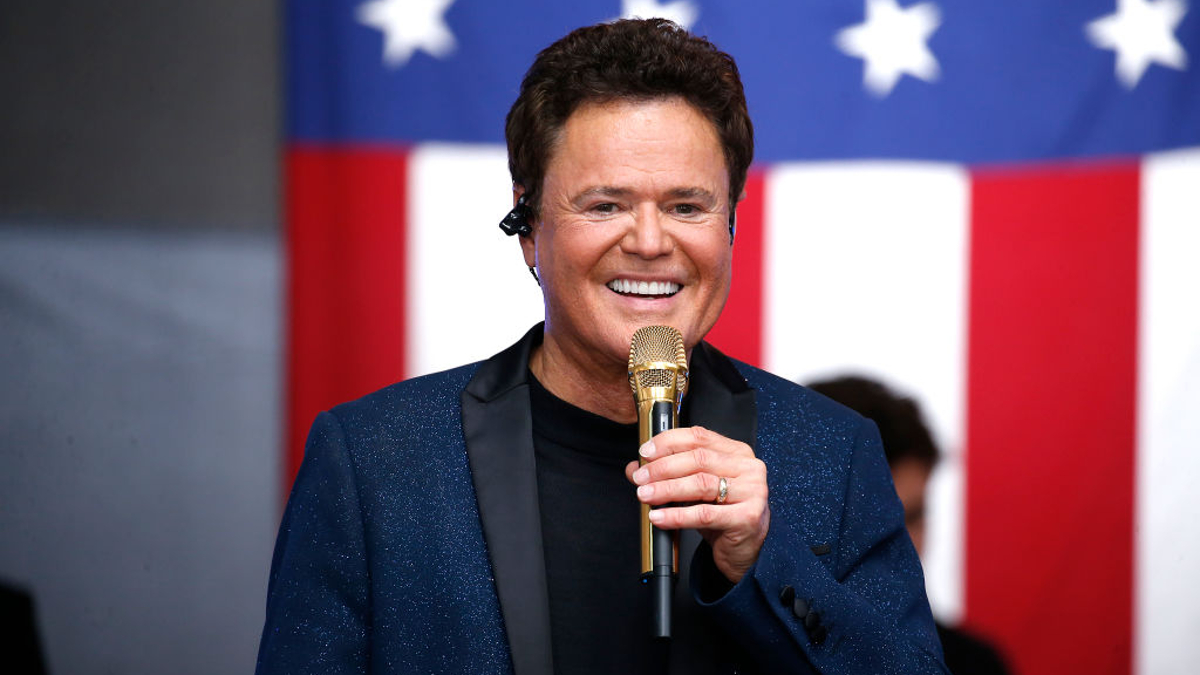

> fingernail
[633,468,649,484]
[648,510,664,523]
[637,485,652,500]
[639,441,656,458]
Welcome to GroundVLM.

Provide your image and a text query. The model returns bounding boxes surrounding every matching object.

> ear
[520,232,538,269]
[728,190,747,244]
[514,186,538,268]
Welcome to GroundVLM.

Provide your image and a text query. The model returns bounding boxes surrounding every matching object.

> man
[808,375,1012,675]
[258,19,947,674]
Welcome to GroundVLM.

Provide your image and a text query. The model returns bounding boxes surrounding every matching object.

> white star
[619,0,699,30]
[1086,0,1189,89]
[835,0,942,98]
[357,0,457,68]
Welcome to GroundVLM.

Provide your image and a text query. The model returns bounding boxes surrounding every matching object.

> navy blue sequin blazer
[257,325,948,674]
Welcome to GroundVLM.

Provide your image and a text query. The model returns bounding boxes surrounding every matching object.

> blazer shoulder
[732,360,870,434]
[322,362,483,439]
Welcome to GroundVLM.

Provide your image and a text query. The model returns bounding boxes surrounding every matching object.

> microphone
[628,325,689,639]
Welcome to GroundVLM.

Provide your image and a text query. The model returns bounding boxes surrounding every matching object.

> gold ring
[716,476,729,504]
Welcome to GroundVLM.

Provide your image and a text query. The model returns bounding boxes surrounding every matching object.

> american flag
[284,2,1200,674]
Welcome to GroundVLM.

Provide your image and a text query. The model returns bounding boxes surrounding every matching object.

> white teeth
[607,279,680,296]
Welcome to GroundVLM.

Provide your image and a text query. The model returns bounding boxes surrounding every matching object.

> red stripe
[707,169,766,367]
[964,162,1138,675]
[285,146,410,487]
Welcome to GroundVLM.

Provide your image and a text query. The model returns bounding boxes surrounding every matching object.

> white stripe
[407,143,545,378]
[762,161,969,622]
[1138,147,1200,675]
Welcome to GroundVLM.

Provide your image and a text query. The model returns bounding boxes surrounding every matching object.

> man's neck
[529,337,638,424]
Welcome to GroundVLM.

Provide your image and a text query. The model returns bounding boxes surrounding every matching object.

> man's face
[521,97,733,371]
[891,458,933,556]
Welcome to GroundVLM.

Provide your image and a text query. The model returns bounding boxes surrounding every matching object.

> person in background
[807,375,1012,675]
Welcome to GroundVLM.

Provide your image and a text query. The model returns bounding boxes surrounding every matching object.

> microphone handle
[643,399,678,639]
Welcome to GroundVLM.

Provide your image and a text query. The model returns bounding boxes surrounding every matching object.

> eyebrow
[570,186,719,205]
[572,186,633,203]
[667,187,719,203]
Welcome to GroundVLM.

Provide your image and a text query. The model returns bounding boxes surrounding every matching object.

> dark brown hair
[505,19,754,216]
[806,375,941,468]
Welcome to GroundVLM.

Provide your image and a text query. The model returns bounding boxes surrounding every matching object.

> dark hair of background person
[805,374,1012,675]
[806,375,940,469]
[504,18,754,218]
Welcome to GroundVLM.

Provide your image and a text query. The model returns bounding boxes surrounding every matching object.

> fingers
[639,426,754,461]
[633,449,747,488]
[650,501,731,529]
[625,426,771,584]
[637,471,722,502]
[646,499,767,532]
[633,427,752,485]
[626,426,767,508]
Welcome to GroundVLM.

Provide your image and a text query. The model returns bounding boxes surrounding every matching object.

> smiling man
[521,96,733,426]
[257,19,948,675]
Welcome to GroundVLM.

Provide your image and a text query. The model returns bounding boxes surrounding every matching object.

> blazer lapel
[461,331,755,675]
[669,341,758,674]
[461,326,554,675]
[686,341,758,447]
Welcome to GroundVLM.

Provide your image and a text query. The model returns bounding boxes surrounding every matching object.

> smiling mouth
[606,279,681,298]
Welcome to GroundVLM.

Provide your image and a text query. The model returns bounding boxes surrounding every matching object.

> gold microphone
[628,325,688,639]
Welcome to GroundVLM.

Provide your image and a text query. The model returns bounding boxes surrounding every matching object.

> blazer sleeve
[691,419,949,675]
[256,411,371,675]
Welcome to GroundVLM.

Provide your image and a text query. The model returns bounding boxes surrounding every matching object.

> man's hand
[625,426,770,584]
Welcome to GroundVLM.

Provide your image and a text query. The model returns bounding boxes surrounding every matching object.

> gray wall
[0,2,282,674]
[0,228,281,675]
[0,1,279,229]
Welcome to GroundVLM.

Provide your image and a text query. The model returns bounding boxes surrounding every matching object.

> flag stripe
[706,169,766,366]
[762,162,970,620]
[762,162,970,414]
[1137,149,1200,675]
[406,143,543,378]
[286,146,411,481]
[964,162,1139,675]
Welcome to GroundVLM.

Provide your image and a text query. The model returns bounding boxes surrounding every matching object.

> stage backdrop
[285,2,1200,674]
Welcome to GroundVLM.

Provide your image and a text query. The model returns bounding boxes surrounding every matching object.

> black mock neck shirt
[528,372,671,674]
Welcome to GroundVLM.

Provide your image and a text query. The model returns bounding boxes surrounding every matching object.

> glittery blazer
[256,325,948,675]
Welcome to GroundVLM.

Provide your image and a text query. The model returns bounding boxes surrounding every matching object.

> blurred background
[2,1,1198,674]
[0,2,279,674]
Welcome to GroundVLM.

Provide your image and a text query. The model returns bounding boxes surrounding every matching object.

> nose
[620,205,673,259]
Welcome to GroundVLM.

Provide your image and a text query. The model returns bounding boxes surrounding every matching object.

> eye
[672,203,701,216]
[591,202,618,214]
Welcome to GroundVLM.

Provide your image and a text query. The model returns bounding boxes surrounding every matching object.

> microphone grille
[628,325,688,394]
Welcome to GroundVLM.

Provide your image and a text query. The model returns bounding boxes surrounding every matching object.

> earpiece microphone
[499,194,533,237]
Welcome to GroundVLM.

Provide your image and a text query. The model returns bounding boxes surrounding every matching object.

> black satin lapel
[461,327,553,675]
[686,342,757,448]
[669,343,757,674]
